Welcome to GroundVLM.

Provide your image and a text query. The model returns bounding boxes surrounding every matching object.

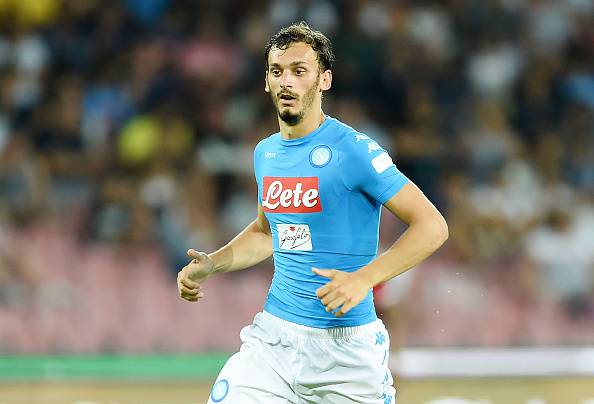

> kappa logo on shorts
[375,331,386,345]
[210,379,229,402]
[262,177,322,213]
[277,223,313,251]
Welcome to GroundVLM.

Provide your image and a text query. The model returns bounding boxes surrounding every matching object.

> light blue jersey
[254,116,409,327]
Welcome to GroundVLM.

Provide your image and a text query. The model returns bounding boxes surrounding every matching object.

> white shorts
[207,311,396,404]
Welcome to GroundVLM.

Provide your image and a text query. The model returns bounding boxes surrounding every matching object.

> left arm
[315,181,448,316]
[356,181,448,285]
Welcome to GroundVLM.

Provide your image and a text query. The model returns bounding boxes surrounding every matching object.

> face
[265,42,331,126]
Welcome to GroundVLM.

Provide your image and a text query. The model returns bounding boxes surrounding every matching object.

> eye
[270,69,281,77]
[295,69,306,76]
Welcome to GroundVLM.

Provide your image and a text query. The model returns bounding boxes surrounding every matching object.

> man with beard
[177,22,448,404]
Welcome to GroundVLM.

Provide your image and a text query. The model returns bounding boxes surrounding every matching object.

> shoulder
[324,117,370,151]
[325,116,358,139]
[254,132,281,158]
[332,119,397,176]
[334,123,383,160]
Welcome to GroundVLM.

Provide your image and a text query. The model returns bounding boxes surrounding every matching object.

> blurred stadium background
[0,0,593,403]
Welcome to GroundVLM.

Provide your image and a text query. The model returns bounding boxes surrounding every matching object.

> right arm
[208,204,273,274]
[177,204,273,302]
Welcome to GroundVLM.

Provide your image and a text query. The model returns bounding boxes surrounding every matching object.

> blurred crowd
[0,0,593,353]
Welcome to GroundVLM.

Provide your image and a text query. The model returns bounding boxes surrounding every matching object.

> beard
[272,78,320,126]
[278,108,303,126]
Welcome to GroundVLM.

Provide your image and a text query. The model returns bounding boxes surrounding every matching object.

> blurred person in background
[0,0,592,366]
[177,22,448,404]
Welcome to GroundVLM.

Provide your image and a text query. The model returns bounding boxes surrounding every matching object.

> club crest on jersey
[262,177,322,213]
[309,145,332,168]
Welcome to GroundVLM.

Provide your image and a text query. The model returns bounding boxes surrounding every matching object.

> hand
[313,268,373,317]
[177,249,215,302]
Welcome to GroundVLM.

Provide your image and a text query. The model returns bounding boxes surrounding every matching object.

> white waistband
[259,310,382,339]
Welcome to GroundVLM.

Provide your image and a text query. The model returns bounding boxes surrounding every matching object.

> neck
[279,109,326,140]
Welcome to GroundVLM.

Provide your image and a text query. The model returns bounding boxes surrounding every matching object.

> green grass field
[1,377,593,404]
[1,356,592,403]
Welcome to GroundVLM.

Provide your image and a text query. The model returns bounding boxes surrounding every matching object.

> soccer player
[177,22,448,404]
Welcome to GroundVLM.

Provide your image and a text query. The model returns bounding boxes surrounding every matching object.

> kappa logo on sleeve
[355,133,370,142]
[262,177,322,213]
[367,141,382,153]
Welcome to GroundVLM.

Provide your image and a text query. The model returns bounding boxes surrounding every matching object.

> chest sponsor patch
[277,224,312,251]
[262,176,322,213]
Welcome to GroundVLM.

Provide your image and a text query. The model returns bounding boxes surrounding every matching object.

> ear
[264,72,270,93]
[320,70,332,92]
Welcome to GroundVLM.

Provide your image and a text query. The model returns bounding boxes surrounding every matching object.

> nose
[280,70,294,89]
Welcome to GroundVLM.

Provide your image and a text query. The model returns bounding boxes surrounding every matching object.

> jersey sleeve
[340,132,409,204]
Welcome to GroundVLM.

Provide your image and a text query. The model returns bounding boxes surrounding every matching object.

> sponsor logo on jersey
[264,151,276,158]
[277,224,312,250]
[371,152,394,174]
[309,145,332,167]
[262,177,322,213]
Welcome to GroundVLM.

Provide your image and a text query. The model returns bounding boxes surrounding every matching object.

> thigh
[297,323,396,404]
[207,323,298,404]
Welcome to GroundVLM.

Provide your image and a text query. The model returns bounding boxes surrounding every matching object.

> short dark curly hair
[265,22,335,72]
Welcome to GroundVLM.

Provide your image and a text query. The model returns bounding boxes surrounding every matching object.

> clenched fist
[177,249,215,302]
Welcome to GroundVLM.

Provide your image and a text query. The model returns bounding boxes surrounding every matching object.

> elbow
[439,215,449,245]
[428,213,449,251]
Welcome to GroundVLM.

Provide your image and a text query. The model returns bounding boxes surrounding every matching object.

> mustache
[277,90,298,99]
